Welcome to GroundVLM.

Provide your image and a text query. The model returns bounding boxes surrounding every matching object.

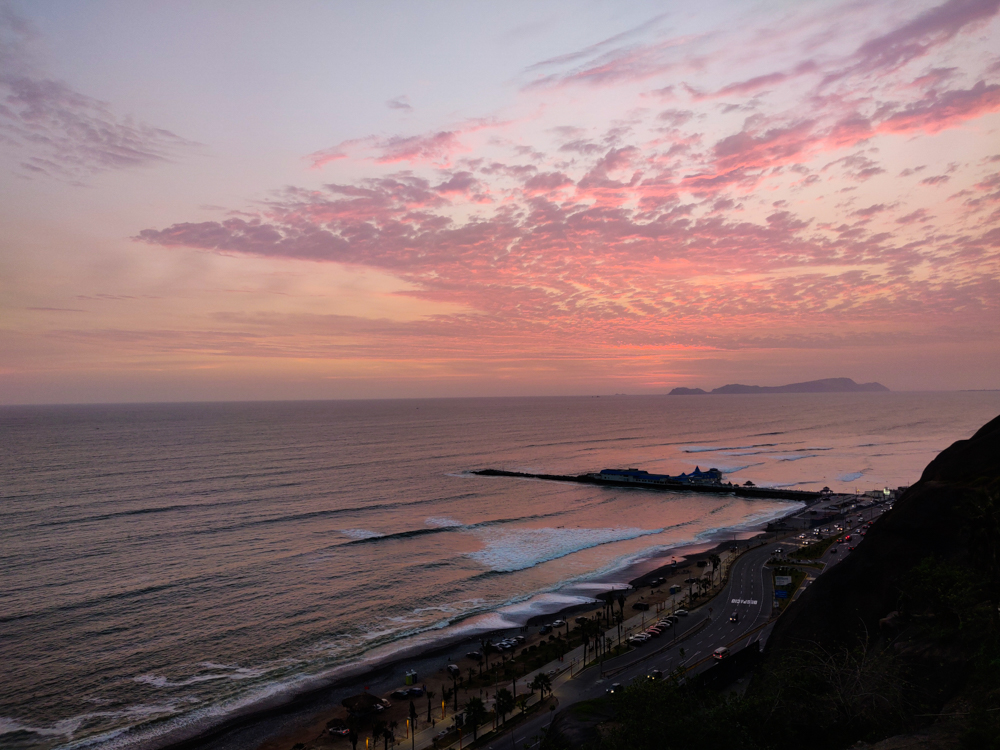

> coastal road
[480,542,782,750]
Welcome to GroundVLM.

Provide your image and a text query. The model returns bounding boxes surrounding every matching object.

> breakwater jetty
[472,468,823,501]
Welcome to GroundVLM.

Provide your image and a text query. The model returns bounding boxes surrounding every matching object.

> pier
[472,468,823,501]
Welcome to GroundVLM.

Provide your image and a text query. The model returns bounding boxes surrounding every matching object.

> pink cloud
[849,0,1000,76]
[131,0,1000,364]
[0,10,194,181]
[877,80,1000,135]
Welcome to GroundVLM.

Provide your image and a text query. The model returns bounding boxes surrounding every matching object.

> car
[844,535,851,541]
[646,628,662,637]
[466,651,482,661]
[391,689,409,699]
[848,545,856,551]
[539,625,552,635]
[648,669,664,680]
[551,619,566,627]
[514,635,525,643]
[674,609,689,616]
[830,547,839,554]
[713,647,731,660]
[729,612,738,623]
[656,620,673,628]
[606,682,623,694]
[327,719,350,736]
[798,533,806,539]
[446,664,461,676]
[408,687,424,697]
[773,548,783,554]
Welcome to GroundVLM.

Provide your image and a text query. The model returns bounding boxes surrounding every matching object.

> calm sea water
[2,393,998,749]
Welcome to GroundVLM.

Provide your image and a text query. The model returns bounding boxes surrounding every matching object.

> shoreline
[149,507,793,750]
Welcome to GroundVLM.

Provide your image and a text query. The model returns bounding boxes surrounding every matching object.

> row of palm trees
[343,671,554,750]
[461,672,553,741]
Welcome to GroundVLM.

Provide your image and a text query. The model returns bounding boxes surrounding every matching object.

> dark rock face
[919,413,1000,484]
[764,412,1000,655]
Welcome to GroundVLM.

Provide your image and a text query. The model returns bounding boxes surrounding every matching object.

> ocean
[2,392,998,750]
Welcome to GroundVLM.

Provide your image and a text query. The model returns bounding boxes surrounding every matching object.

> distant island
[668,377,890,395]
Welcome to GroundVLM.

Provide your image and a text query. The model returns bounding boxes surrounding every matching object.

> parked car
[408,687,424,697]
[539,625,553,635]
[466,651,482,661]
[446,664,461,676]
[674,609,689,616]
[713,647,731,660]
[391,689,409,699]
[327,719,350,736]
[551,619,566,627]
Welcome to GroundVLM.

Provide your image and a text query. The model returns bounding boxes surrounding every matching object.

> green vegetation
[790,533,842,560]
[771,566,807,612]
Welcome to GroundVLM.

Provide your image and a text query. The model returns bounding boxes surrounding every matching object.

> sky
[1,0,999,404]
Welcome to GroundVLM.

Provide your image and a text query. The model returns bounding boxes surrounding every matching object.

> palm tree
[408,702,418,749]
[516,695,529,716]
[372,721,386,750]
[494,687,515,725]
[450,672,460,711]
[709,553,722,585]
[464,696,488,740]
[425,689,436,723]
[530,672,552,700]
[385,721,397,750]
[348,723,359,750]
[480,639,493,670]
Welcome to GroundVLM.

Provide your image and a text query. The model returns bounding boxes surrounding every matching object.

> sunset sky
[2,0,999,403]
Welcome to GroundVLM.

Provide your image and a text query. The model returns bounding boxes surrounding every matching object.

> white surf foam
[425,516,464,528]
[340,528,385,540]
[468,526,663,572]
[134,665,270,689]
